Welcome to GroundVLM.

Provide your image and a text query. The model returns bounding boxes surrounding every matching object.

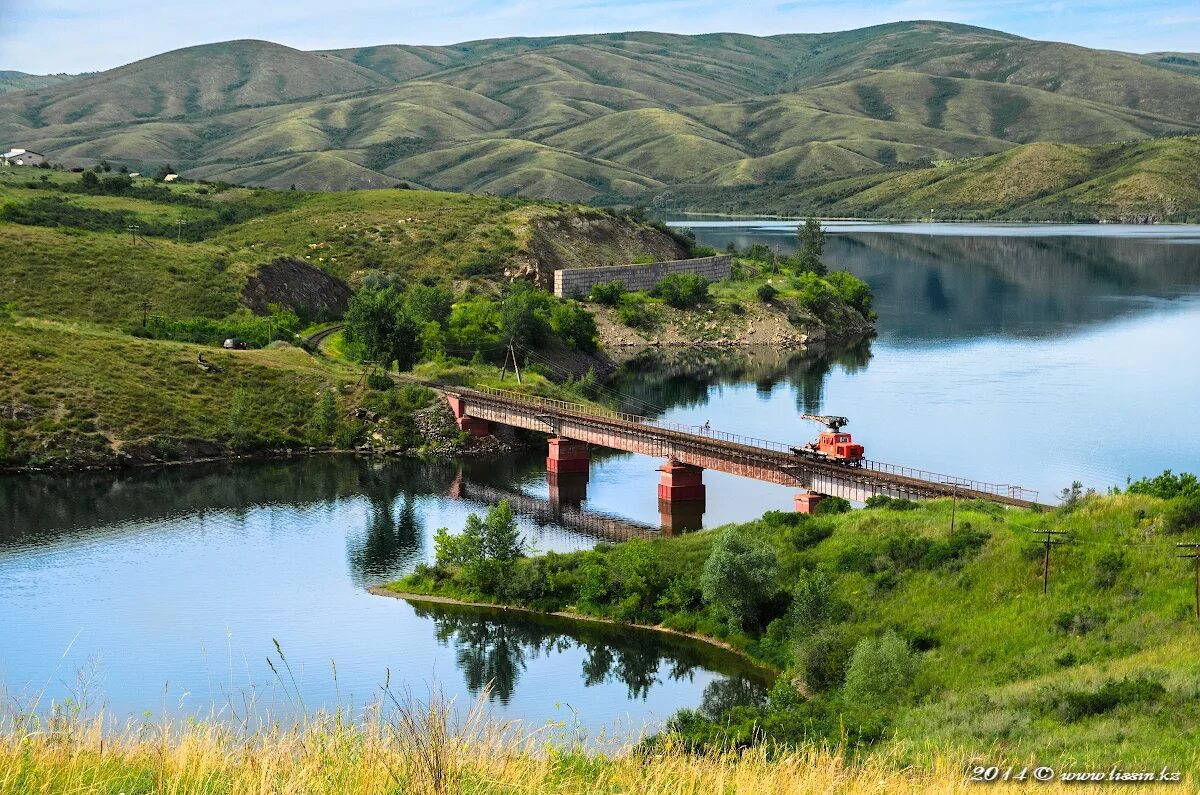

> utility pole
[1178,543,1200,619]
[950,482,958,534]
[137,300,152,328]
[1034,529,1070,594]
[499,342,521,384]
[176,218,187,242]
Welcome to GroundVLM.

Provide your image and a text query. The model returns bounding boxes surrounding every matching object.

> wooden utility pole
[1034,529,1069,594]
[1178,543,1200,619]
[950,482,958,534]
[137,300,152,328]
[176,218,187,242]
[499,342,521,384]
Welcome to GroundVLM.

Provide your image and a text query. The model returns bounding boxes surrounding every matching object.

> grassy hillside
[0,171,701,468]
[392,485,1200,771]
[0,170,686,328]
[0,71,78,95]
[661,136,1200,222]
[4,22,1200,207]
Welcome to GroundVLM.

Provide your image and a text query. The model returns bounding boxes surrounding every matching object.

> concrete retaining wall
[553,255,731,299]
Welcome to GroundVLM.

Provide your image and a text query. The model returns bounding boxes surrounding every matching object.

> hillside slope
[663,136,1200,222]
[3,22,1200,207]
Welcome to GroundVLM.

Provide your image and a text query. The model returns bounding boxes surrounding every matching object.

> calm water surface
[4,222,1198,727]
[0,458,766,733]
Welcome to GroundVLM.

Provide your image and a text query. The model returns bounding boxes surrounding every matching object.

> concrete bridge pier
[547,437,590,473]
[446,394,491,438]
[795,491,826,514]
[657,459,705,534]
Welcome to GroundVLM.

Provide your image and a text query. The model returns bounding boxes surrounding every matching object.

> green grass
[390,491,1200,767]
[0,317,351,467]
[662,136,1200,222]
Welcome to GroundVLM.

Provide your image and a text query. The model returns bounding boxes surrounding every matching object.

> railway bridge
[445,386,1042,530]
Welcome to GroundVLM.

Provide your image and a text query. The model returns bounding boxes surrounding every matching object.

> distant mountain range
[2,22,1200,214]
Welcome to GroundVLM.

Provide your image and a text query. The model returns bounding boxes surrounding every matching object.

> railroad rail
[450,385,1043,508]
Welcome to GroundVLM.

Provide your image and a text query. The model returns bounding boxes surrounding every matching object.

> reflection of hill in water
[412,601,770,707]
[694,228,1200,341]
[609,339,872,415]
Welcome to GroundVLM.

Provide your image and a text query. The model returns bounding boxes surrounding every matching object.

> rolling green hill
[3,22,1200,210]
[0,70,79,95]
[660,136,1200,222]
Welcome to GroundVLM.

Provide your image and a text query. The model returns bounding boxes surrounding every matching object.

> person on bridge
[702,421,711,433]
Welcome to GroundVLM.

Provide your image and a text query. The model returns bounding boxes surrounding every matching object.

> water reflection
[685,224,1200,341]
[414,602,771,705]
[609,338,873,416]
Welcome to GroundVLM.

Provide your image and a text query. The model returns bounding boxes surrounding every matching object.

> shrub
[756,283,778,302]
[814,496,851,515]
[1041,676,1166,723]
[825,271,873,314]
[1126,470,1199,500]
[1163,494,1200,533]
[1054,608,1106,636]
[366,373,394,391]
[548,301,598,352]
[700,528,779,630]
[652,273,710,309]
[589,281,628,306]
[864,495,919,511]
[616,295,661,330]
[1092,549,1126,589]
[796,625,858,692]
[843,631,919,706]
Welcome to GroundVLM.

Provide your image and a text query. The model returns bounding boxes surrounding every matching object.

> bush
[843,631,919,706]
[366,373,394,391]
[864,495,919,511]
[1041,676,1166,723]
[590,281,628,306]
[1126,470,1199,500]
[616,295,662,330]
[652,273,710,309]
[756,283,778,302]
[1163,494,1200,533]
[1092,549,1126,589]
[825,271,873,314]
[700,529,779,630]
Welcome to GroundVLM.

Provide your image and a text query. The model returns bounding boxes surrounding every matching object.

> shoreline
[368,586,778,680]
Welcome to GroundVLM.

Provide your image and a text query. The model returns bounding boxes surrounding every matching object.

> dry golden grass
[2,693,1183,795]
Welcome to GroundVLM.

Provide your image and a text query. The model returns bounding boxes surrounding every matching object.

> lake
[3,221,1198,730]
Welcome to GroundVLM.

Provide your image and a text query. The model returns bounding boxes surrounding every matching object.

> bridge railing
[472,385,1039,504]
[860,459,1038,503]
[474,386,796,453]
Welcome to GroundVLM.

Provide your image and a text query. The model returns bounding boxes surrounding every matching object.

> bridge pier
[794,491,826,514]
[446,394,491,437]
[658,459,705,502]
[547,437,590,473]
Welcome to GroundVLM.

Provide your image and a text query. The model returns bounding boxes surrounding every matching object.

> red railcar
[792,414,865,465]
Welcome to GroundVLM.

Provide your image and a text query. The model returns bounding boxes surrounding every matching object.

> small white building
[162,173,179,182]
[2,148,47,166]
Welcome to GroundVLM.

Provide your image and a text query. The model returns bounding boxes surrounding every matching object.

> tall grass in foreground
[1,693,1181,795]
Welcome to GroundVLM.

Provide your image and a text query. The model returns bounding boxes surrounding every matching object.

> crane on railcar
[791,413,865,465]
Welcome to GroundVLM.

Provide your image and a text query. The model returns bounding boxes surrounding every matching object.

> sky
[2,0,1198,74]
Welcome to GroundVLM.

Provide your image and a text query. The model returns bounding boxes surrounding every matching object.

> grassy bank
[389,481,1200,770]
[0,702,1164,794]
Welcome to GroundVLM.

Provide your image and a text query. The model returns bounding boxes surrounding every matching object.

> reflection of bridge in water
[445,385,1043,525]
[448,472,664,541]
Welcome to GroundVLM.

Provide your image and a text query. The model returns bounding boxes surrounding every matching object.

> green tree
[434,501,525,592]
[794,218,827,275]
[404,284,454,327]
[548,301,598,352]
[499,282,551,347]
[700,529,779,630]
[309,389,339,443]
[343,287,422,372]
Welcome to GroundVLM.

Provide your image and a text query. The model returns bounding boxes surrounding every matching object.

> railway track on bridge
[446,385,1044,509]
